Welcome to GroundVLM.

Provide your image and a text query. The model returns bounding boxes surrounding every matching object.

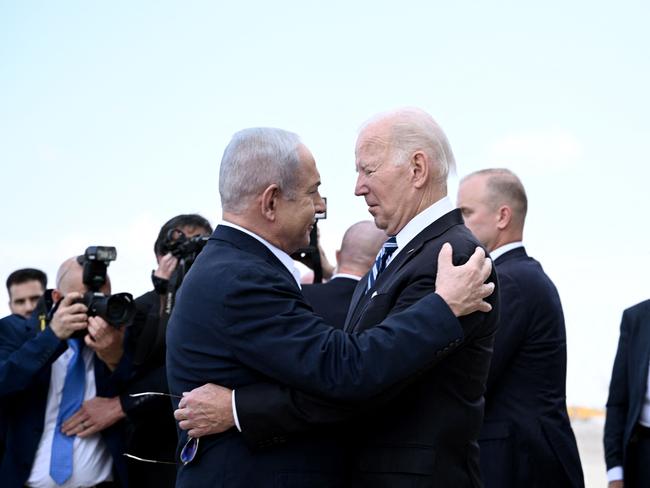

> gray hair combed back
[219,127,303,213]
[362,107,456,182]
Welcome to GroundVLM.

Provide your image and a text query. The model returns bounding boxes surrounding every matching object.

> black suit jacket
[165,224,470,488]
[302,277,359,329]
[235,209,500,488]
[604,299,650,481]
[478,247,584,488]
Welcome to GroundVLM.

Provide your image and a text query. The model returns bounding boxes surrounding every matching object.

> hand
[49,293,89,340]
[435,243,494,316]
[84,316,125,370]
[61,396,125,438]
[154,252,179,281]
[174,383,234,438]
[609,481,624,488]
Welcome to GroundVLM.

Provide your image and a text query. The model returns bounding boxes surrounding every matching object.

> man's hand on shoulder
[174,383,235,438]
[435,243,494,316]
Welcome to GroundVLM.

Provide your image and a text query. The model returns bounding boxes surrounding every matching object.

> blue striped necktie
[367,237,398,292]
[50,338,86,485]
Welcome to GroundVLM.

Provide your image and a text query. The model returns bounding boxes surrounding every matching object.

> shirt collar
[490,241,524,262]
[392,196,454,259]
[330,273,362,282]
[219,220,302,288]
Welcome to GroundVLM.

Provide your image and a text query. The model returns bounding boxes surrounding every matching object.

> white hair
[219,127,303,213]
[361,107,456,181]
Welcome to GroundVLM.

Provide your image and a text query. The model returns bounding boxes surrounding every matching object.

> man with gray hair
[166,125,496,487]
[173,111,500,488]
[458,168,584,488]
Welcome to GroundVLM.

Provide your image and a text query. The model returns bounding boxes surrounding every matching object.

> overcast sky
[1,0,649,408]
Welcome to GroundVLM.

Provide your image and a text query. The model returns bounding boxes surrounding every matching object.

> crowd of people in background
[0,107,647,488]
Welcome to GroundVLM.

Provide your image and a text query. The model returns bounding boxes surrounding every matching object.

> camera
[76,246,136,327]
[162,229,209,265]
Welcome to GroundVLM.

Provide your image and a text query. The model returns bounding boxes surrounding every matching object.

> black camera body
[163,229,209,264]
[76,246,135,327]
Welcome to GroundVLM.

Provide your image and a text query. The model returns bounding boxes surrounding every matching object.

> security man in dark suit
[605,300,650,487]
[302,220,386,329]
[173,110,500,488]
[458,168,584,488]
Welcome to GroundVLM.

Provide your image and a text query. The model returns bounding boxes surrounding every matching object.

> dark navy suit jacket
[0,311,129,488]
[478,247,584,488]
[604,299,650,482]
[302,276,359,329]
[234,209,500,488]
[165,224,466,488]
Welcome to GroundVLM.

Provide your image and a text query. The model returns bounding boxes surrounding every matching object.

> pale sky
[1,0,649,408]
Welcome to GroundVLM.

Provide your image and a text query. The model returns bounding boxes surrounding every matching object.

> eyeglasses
[122,392,199,465]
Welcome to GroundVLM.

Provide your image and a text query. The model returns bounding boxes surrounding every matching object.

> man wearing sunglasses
[167,119,499,488]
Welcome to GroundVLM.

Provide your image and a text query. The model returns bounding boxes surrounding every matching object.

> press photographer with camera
[119,214,212,488]
[0,250,133,488]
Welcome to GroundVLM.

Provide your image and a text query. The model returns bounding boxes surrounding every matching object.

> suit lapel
[344,209,465,332]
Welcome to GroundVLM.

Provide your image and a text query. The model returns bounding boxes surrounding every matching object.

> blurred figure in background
[6,268,47,319]
[121,214,212,487]
[302,220,386,329]
[604,300,650,488]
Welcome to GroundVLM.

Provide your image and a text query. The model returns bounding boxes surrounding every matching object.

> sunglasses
[122,392,199,465]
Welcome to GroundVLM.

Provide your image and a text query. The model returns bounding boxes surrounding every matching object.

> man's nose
[354,175,366,196]
[315,193,326,214]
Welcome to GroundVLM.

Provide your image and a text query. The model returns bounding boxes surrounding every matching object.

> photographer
[0,255,131,488]
[120,214,212,488]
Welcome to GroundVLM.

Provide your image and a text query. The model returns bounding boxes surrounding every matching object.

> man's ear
[496,205,512,230]
[51,289,63,303]
[260,184,281,221]
[410,151,429,189]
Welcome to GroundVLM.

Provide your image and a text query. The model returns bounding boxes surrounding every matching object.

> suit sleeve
[604,309,631,470]
[234,253,497,448]
[0,321,65,398]
[216,266,464,401]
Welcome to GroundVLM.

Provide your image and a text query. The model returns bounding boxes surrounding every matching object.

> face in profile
[275,145,326,254]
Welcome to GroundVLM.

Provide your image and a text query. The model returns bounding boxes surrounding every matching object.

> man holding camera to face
[120,214,212,488]
[0,252,132,488]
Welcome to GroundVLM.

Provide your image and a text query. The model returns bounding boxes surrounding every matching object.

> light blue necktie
[50,338,86,485]
[367,237,398,292]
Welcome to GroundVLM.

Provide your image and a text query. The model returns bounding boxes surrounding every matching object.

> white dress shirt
[488,241,523,262]
[26,345,113,488]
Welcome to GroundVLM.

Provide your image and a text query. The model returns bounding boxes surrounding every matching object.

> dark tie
[50,338,86,485]
[367,237,398,292]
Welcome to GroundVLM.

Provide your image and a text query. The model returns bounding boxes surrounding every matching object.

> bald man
[0,257,130,488]
[302,221,386,328]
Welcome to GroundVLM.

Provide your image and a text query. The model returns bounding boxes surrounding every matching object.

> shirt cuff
[607,466,623,482]
[232,389,242,432]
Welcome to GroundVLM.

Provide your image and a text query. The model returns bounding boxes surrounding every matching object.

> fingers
[437,243,453,268]
[60,292,84,307]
